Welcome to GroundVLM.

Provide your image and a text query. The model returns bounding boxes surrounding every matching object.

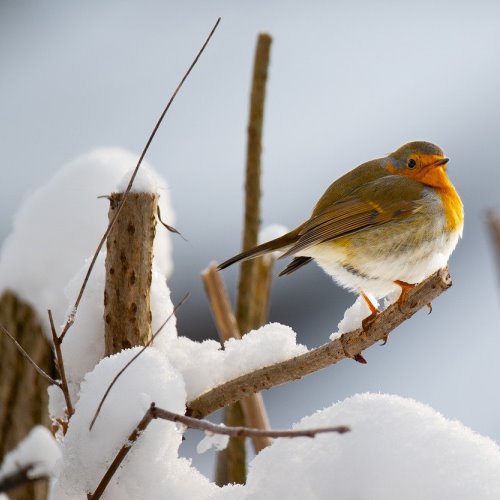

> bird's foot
[394,280,416,311]
[427,302,433,315]
[360,292,380,331]
[361,311,378,331]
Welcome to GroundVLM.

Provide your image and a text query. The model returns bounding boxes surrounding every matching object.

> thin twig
[152,405,349,437]
[0,323,58,386]
[89,402,349,500]
[89,294,189,431]
[58,17,221,342]
[89,409,154,500]
[188,267,453,418]
[48,310,74,417]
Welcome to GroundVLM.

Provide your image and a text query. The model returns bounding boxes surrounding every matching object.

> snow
[51,347,217,500]
[330,293,379,340]
[155,323,308,400]
[196,429,230,454]
[117,167,160,193]
[240,393,500,500]
[0,426,61,481]
[0,148,174,332]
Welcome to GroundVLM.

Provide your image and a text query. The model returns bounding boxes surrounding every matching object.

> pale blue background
[2,0,500,477]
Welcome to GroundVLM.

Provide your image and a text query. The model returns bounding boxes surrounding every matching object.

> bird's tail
[217,226,302,271]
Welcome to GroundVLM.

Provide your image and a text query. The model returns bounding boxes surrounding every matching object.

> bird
[218,141,463,329]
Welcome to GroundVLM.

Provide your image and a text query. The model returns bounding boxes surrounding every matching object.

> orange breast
[436,184,464,231]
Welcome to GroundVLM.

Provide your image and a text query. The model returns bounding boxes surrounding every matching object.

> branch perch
[188,267,452,418]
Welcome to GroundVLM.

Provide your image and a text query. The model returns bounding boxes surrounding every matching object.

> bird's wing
[280,176,424,258]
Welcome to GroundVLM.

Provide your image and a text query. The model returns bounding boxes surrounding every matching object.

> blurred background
[1,0,500,477]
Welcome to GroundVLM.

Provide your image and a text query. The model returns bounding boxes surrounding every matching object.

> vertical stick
[202,266,272,453]
[236,33,273,333]
[217,33,273,486]
[104,192,158,355]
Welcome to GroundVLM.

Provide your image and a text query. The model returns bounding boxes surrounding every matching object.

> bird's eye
[408,159,417,169]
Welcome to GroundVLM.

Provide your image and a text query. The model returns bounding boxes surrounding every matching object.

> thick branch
[188,267,452,418]
[104,192,158,355]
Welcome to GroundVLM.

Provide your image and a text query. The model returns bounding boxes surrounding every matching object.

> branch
[58,17,221,342]
[202,265,272,452]
[49,310,74,418]
[0,323,57,387]
[187,267,452,418]
[236,33,272,334]
[89,402,349,500]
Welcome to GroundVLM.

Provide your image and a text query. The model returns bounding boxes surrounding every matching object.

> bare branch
[48,310,74,418]
[89,402,349,500]
[152,405,349,438]
[188,267,453,418]
[0,323,58,387]
[89,294,189,431]
[236,32,272,334]
[58,17,221,342]
[89,409,154,500]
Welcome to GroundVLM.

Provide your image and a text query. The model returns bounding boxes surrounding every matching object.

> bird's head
[385,141,451,188]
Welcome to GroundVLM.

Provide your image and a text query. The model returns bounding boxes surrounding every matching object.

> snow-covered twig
[202,264,272,452]
[58,17,221,343]
[0,323,57,387]
[188,267,453,419]
[89,402,349,500]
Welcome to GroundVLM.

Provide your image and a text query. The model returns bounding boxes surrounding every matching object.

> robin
[218,141,463,329]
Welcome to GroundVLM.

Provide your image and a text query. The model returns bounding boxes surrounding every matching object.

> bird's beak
[432,157,449,167]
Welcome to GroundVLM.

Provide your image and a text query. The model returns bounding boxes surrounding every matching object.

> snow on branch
[187,267,452,418]
[89,402,349,500]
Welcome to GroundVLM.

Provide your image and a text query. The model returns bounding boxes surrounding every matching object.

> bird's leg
[360,292,380,331]
[394,280,416,308]
[395,280,432,314]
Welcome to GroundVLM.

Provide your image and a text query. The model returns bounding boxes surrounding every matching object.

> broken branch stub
[104,192,158,355]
